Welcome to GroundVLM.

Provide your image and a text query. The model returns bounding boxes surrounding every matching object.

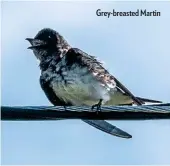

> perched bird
[26,28,161,139]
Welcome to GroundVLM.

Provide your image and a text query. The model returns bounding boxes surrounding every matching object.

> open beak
[25,38,33,43]
[25,38,34,49]
[25,38,47,49]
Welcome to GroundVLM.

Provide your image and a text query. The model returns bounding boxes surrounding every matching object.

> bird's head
[26,28,70,61]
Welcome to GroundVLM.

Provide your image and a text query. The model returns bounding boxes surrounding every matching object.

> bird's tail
[83,96,162,139]
[82,120,132,139]
[135,96,162,104]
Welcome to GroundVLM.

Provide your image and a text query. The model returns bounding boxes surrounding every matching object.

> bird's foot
[91,99,103,114]
[64,106,67,111]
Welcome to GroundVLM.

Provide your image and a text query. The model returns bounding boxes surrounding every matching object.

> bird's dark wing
[39,75,132,139]
[65,48,142,106]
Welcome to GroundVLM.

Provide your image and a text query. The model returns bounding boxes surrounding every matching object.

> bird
[26,28,162,139]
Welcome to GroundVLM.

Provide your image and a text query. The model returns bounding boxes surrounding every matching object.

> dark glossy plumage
[26,28,161,139]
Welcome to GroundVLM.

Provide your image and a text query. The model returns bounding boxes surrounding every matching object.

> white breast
[42,60,111,106]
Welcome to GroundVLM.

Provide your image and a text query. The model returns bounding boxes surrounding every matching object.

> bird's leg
[91,99,103,113]
[64,105,67,111]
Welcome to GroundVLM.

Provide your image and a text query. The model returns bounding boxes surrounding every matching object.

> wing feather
[66,48,142,105]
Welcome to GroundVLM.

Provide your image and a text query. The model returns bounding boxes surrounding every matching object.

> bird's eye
[48,35,51,39]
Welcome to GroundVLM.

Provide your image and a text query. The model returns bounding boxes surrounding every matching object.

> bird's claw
[91,99,102,114]
[64,106,67,111]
